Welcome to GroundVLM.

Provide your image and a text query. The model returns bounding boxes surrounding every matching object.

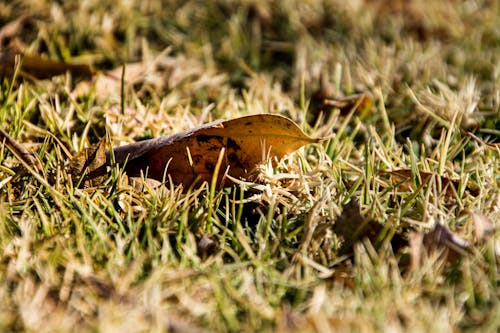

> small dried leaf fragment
[388,169,454,190]
[467,132,500,152]
[107,114,320,187]
[68,136,108,186]
[309,89,374,125]
[0,129,41,168]
[0,128,45,178]
[409,223,469,270]
[323,93,374,116]
[385,168,479,197]
[197,234,219,259]
[423,223,469,252]
[333,199,384,254]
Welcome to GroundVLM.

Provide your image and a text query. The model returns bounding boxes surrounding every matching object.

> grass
[0,0,499,332]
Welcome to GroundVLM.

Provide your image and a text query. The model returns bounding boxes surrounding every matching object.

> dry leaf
[0,47,94,79]
[105,114,320,188]
[467,132,500,152]
[323,93,374,116]
[409,223,469,270]
[197,234,219,259]
[333,199,403,254]
[107,114,319,187]
[68,136,108,186]
[0,129,42,170]
[385,169,479,197]
[309,85,374,125]
[2,115,319,190]
[0,128,45,178]
[423,223,469,253]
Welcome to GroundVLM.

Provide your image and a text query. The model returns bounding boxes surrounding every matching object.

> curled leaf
[0,129,41,170]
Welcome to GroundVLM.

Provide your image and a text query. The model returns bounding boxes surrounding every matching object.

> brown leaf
[388,169,454,190]
[423,223,469,253]
[106,114,320,188]
[332,199,408,254]
[308,87,374,125]
[197,234,219,259]
[385,169,479,197]
[409,223,469,270]
[0,129,41,169]
[467,132,500,152]
[68,136,108,186]
[323,93,374,116]
[0,47,95,79]
[332,199,407,256]
[333,199,383,254]
[0,128,45,177]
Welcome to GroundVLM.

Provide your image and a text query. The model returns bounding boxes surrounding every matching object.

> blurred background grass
[3,1,499,138]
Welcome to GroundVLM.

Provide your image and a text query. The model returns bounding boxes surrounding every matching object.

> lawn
[0,1,499,332]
